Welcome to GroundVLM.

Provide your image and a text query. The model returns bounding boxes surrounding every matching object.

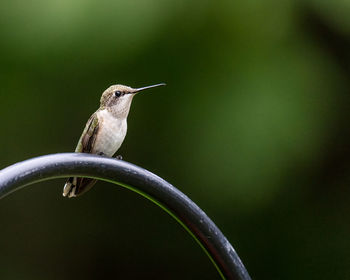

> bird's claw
[98,152,122,160]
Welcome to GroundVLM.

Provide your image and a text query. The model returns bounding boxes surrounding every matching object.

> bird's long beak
[133,83,166,94]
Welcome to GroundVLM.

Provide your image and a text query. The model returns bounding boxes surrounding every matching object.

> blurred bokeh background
[0,0,350,279]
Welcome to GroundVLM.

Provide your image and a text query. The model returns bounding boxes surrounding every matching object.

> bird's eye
[114,91,121,97]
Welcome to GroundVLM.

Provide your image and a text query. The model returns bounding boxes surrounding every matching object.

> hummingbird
[63,83,166,198]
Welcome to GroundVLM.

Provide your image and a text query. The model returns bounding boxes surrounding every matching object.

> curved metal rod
[0,153,251,280]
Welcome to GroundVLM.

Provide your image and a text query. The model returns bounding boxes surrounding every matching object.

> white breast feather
[93,109,127,156]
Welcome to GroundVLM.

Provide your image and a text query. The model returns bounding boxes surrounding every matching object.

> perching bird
[63,83,165,198]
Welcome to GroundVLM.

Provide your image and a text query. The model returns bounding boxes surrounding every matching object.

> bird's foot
[97,152,122,160]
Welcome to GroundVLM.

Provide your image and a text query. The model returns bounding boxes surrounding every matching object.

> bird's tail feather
[63,177,97,198]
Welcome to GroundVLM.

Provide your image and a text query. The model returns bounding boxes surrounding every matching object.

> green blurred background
[1,0,350,279]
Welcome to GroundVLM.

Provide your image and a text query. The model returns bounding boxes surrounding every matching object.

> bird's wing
[63,113,100,198]
[75,113,100,153]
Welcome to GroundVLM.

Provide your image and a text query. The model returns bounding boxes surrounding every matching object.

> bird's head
[100,83,165,118]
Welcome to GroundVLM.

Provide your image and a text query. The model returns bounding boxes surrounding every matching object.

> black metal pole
[0,153,251,280]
